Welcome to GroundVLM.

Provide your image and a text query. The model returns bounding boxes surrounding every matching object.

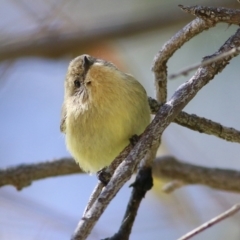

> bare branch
[83,143,134,216]
[1,5,239,240]
[3,153,240,194]
[152,5,240,103]
[177,204,240,240]
[82,181,104,216]
[153,156,240,193]
[71,26,240,240]
[1,97,240,191]
[149,98,240,144]
[106,167,153,240]
[152,18,215,103]
[175,112,240,143]
[0,158,81,190]
[169,47,240,79]
[106,144,158,240]
[179,5,240,25]
[0,10,185,62]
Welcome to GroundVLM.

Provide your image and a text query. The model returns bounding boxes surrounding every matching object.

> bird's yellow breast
[64,58,150,173]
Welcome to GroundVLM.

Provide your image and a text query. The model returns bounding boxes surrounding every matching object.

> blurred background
[0,0,240,239]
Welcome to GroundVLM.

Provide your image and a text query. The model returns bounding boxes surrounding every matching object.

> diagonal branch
[105,167,153,240]
[83,143,134,215]
[178,203,240,240]
[169,46,240,79]
[105,143,158,240]
[71,27,240,240]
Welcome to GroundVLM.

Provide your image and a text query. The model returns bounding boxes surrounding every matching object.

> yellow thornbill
[61,55,150,173]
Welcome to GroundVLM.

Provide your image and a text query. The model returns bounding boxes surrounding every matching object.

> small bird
[60,54,151,173]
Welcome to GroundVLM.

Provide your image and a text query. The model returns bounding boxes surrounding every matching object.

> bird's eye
[74,80,81,88]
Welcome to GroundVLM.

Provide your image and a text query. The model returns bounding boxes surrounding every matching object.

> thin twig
[177,204,240,240]
[169,47,240,79]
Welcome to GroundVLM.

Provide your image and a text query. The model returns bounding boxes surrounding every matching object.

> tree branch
[169,47,240,79]
[1,7,240,240]
[0,9,188,62]
[105,143,158,240]
[71,26,240,240]
[149,98,240,144]
[179,5,240,25]
[152,5,240,103]
[105,167,153,240]
[83,143,134,216]
[152,18,215,103]
[3,154,240,194]
[2,95,240,192]
[174,111,240,143]
[0,158,81,190]
[153,156,240,193]
[177,203,240,240]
